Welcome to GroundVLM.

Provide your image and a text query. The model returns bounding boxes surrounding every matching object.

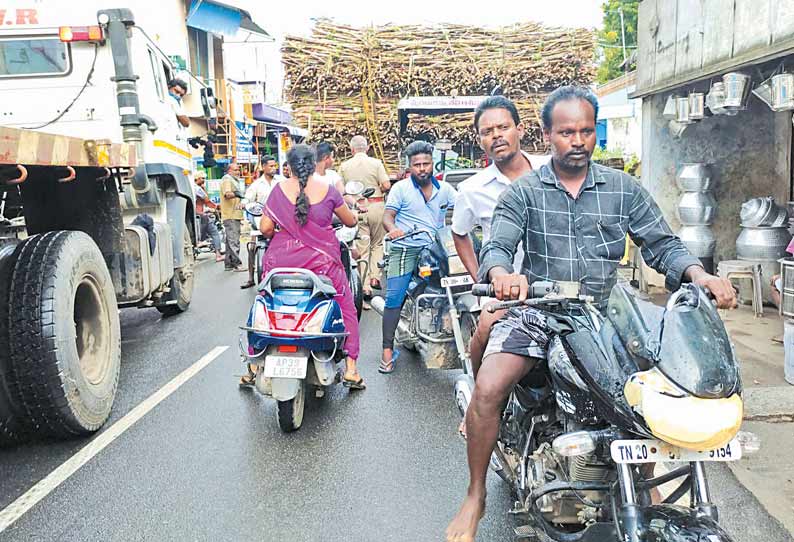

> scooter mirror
[362,187,376,198]
[344,180,364,196]
[245,202,264,216]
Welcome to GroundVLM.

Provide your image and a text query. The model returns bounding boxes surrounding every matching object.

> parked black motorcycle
[456,280,758,541]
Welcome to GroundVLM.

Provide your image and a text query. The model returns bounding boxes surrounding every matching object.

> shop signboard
[235,121,255,164]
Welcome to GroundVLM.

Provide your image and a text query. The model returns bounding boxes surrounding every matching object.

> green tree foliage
[597,0,639,83]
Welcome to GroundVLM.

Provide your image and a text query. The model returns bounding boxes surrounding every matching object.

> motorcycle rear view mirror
[245,202,265,216]
[362,187,376,198]
[344,181,365,196]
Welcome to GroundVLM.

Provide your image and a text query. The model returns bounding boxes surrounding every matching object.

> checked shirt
[477,161,701,308]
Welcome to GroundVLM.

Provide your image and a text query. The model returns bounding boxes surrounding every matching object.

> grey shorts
[483,306,552,361]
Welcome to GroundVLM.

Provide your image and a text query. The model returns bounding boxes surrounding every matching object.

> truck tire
[8,231,121,438]
[0,245,31,446]
[157,221,195,317]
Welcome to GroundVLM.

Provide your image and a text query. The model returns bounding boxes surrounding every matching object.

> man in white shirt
[240,156,284,289]
[313,141,347,197]
[244,156,284,205]
[449,96,549,434]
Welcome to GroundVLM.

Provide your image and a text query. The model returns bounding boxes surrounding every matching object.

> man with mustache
[446,86,737,542]
[379,141,457,374]
[452,96,548,401]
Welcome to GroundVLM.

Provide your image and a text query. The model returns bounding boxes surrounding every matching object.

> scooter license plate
[610,438,741,464]
[441,275,474,288]
[263,354,308,379]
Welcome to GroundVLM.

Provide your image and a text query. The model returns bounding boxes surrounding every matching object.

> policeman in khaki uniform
[339,135,391,304]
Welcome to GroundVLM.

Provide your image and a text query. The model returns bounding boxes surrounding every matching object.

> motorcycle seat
[271,274,314,290]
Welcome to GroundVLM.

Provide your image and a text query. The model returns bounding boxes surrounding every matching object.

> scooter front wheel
[276,380,306,432]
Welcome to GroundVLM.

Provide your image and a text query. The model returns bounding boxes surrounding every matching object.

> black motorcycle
[456,280,758,542]
[371,226,481,371]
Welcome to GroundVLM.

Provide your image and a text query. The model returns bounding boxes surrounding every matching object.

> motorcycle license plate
[263,354,308,379]
[441,275,474,288]
[610,438,741,464]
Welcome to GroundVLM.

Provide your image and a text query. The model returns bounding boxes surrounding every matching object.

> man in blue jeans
[379,141,457,373]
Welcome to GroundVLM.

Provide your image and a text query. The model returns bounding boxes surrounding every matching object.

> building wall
[636,0,794,96]
[641,94,790,264]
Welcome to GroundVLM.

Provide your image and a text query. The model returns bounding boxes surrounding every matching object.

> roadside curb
[743,386,794,420]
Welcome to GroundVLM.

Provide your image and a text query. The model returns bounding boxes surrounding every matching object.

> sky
[235,0,605,104]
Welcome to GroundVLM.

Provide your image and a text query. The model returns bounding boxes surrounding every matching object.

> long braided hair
[287,144,316,226]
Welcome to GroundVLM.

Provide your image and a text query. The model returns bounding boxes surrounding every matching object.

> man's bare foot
[446,492,485,542]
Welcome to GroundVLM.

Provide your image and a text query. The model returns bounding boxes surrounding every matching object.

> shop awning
[252,103,292,124]
[186,0,270,39]
[254,122,308,139]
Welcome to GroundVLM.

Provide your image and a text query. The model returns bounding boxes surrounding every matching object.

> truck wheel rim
[74,274,112,386]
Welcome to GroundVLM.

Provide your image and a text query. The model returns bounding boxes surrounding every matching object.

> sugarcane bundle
[283,20,596,98]
[282,19,595,169]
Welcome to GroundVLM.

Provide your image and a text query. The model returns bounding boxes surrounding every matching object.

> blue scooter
[240,268,349,432]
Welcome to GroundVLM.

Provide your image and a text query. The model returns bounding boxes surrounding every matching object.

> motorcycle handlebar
[471,284,493,297]
[387,228,434,244]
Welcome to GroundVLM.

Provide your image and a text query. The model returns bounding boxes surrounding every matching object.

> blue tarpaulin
[187,0,242,37]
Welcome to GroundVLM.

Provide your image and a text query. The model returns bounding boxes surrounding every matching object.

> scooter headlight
[303,302,331,334]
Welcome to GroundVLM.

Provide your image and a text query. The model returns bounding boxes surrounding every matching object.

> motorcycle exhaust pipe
[370,295,385,316]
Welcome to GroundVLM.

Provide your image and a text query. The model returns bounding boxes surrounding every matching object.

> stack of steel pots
[676,163,716,273]
[737,196,791,301]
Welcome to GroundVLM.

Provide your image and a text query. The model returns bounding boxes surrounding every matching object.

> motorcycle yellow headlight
[624,368,743,451]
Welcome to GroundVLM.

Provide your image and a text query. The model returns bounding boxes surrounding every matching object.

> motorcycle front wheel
[276,380,306,432]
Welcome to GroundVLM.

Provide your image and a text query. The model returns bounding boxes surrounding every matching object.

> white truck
[0,5,204,444]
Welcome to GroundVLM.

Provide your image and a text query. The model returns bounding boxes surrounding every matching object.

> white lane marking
[0,345,229,533]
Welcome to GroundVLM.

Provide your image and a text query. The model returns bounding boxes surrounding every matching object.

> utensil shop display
[676,163,716,273]
[281,20,596,171]
[736,196,791,303]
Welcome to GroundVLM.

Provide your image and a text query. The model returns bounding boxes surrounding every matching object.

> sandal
[343,376,366,390]
[239,364,256,388]
[378,350,400,374]
[240,280,256,289]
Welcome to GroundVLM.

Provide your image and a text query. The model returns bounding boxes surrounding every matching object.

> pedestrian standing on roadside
[220,162,245,272]
[194,171,224,263]
[339,135,391,306]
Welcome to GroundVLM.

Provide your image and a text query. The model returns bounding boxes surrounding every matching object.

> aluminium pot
[677,191,716,225]
[736,226,791,261]
[676,163,711,192]
[678,225,716,258]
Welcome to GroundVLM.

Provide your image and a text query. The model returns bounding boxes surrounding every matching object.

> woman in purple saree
[252,144,364,390]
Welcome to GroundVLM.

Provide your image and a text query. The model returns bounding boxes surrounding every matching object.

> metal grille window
[0,37,70,78]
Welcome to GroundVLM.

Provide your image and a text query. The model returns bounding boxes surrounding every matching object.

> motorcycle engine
[525,444,610,526]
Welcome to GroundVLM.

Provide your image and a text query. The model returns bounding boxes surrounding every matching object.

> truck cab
[0,4,204,444]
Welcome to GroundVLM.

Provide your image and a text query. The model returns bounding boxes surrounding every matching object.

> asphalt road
[0,254,790,542]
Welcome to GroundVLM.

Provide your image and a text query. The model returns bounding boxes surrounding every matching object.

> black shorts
[483,306,551,361]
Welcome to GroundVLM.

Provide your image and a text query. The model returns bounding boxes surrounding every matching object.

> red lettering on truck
[16,9,38,24]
